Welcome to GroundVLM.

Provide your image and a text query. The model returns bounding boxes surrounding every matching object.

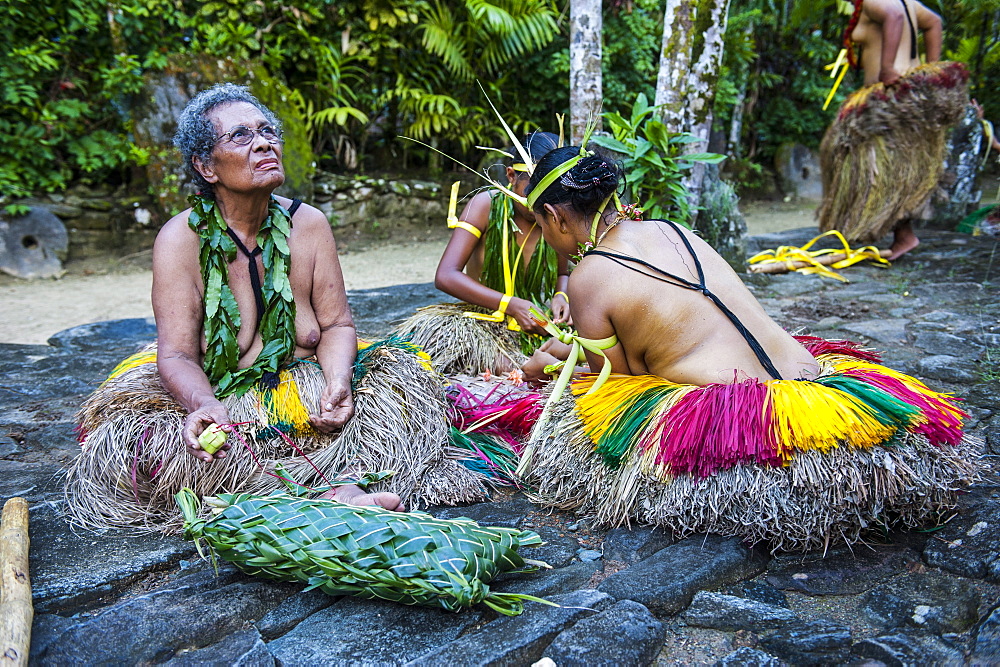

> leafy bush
[591,94,725,223]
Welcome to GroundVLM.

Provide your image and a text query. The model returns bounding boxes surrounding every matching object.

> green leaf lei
[188,194,296,398]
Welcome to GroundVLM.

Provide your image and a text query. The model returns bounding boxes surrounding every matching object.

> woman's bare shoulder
[154,208,199,253]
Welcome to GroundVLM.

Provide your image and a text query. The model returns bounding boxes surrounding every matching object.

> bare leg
[889,220,920,260]
[319,484,405,512]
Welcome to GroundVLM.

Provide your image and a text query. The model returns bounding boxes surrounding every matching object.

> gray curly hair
[173,83,282,197]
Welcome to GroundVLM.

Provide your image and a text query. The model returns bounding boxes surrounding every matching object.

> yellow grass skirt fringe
[818,62,970,244]
[394,302,527,376]
[521,361,981,552]
[66,342,491,533]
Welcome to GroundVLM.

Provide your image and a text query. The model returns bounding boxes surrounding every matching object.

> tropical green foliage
[1,0,997,200]
[591,94,726,223]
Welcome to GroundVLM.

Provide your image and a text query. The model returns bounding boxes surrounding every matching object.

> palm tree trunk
[569,0,603,143]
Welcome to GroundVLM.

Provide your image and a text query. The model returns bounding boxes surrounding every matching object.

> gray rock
[597,535,768,616]
[577,549,602,562]
[47,317,157,353]
[0,207,68,278]
[406,589,613,666]
[347,283,442,338]
[913,331,983,357]
[36,569,294,663]
[0,461,63,502]
[542,600,665,666]
[972,605,1000,663]
[759,620,852,664]
[165,628,274,666]
[852,633,966,666]
[861,571,981,634]
[685,591,797,631]
[910,282,985,299]
[928,104,984,227]
[29,503,197,614]
[0,435,20,457]
[493,561,602,599]
[924,499,1000,581]
[917,354,979,382]
[254,589,337,640]
[774,142,823,201]
[841,319,910,345]
[428,496,535,529]
[268,596,484,665]
[765,274,824,297]
[29,613,78,662]
[602,526,673,564]
[919,310,960,323]
[910,321,950,331]
[715,646,784,666]
[725,580,788,608]
[518,525,580,568]
[766,546,920,596]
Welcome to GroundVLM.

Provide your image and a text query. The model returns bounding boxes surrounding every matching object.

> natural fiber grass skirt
[519,339,983,553]
[818,61,970,244]
[394,303,528,376]
[65,341,492,533]
[524,399,981,552]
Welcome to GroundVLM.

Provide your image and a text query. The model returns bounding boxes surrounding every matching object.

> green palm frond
[419,2,475,81]
[176,488,550,615]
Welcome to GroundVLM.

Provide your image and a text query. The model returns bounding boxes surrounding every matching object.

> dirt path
[0,202,815,346]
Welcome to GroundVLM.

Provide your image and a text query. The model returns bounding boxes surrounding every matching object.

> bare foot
[888,223,920,260]
[319,483,406,512]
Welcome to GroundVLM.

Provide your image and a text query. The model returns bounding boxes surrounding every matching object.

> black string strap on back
[583,220,785,381]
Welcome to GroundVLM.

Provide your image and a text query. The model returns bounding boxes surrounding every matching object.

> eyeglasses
[215,125,283,146]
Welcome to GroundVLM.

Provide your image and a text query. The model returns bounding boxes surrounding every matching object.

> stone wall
[16,173,449,262]
[312,172,447,234]
[18,185,159,261]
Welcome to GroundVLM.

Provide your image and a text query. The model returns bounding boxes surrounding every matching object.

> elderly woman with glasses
[65,84,493,531]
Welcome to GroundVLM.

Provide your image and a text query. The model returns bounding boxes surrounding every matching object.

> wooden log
[749,249,892,274]
[0,498,31,667]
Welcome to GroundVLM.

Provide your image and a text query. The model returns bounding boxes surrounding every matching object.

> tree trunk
[684,0,731,213]
[727,22,752,158]
[654,0,695,132]
[569,0,603,143]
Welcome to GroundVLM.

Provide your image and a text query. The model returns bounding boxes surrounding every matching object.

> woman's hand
[311,377,354,433]
[506,297,547,335]
[182,401,232,462]
[522,348,561,387]
[551,292,572,325]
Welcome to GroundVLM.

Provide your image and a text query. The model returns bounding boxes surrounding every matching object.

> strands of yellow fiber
[572,375,692,444]
[767,380,895,459]
[103,350,158,385]
[747,230,890,282]
[259,370,312,435]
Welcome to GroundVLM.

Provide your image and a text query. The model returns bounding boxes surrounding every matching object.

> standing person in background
[818,0,969,260]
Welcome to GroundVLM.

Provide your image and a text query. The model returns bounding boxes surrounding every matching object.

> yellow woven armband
[448,219,483,239]
[463,294,512,324]
[553,291,569,304]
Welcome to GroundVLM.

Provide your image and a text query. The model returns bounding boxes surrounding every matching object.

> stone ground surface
[2,227,999,666]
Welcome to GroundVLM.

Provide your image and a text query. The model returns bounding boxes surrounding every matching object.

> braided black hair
[527,146,622,215]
